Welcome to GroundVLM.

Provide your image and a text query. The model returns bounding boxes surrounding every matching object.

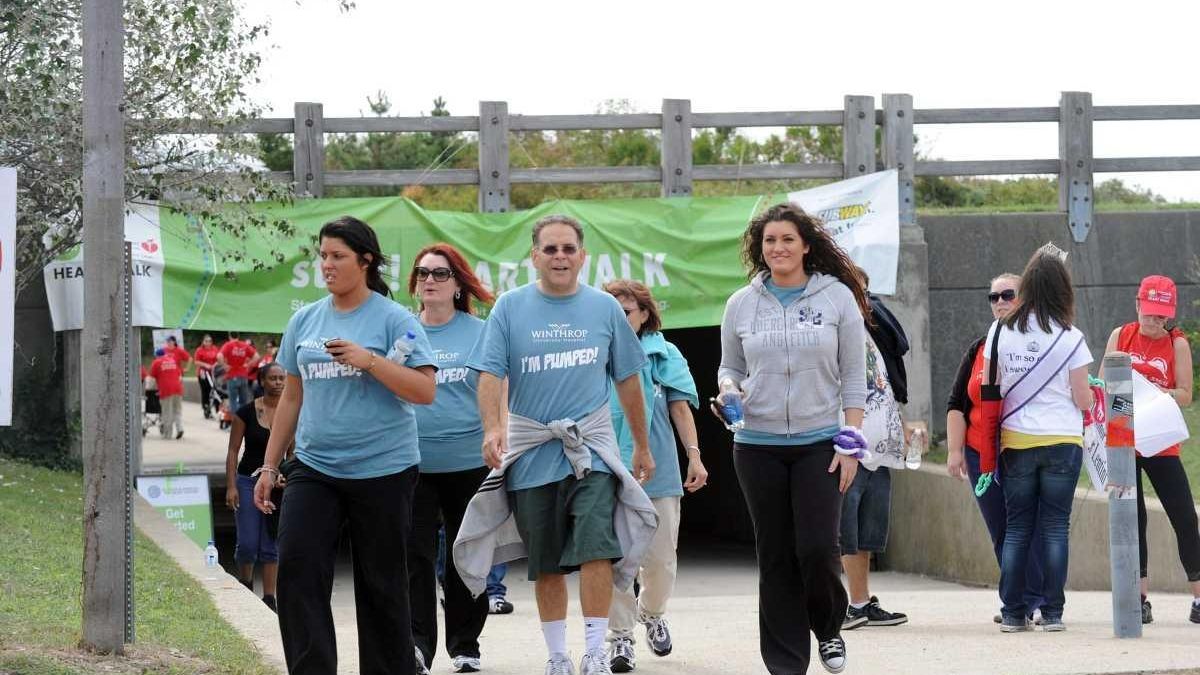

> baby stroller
[199,367,226,424]
[142,379,161,437]
[211,364,233,430]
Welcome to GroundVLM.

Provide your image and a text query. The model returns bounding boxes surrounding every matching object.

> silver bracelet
[251,465,280,478]
[686,444,701,453]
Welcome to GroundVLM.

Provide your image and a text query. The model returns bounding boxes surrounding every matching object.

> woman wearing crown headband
[1100,274,1199,625]
[717,203,868,674]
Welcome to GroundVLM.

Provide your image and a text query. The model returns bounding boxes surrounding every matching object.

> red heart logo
[141,239,159,254]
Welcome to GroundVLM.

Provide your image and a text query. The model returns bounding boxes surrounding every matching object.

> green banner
[160,195,767,333]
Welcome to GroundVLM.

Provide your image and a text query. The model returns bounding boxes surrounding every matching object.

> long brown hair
[742,202,871,321]
[1005,249,1075,333]
[407,242,495,315]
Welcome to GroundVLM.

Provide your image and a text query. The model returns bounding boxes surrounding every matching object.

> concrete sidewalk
[136,400,1200,674]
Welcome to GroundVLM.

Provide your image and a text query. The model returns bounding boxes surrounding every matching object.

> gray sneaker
[1000,615,1032,633]
[580,650,613,675]
[452,655,481,672]
[414,645,431,675]
[545,653,576,675]
[608,635,636,672]
[638,612,672,657]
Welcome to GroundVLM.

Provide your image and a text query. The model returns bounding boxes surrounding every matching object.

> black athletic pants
[198,373,213,416]
[733,442,848,675]
[408,466,490,667]
[1136,454,1200,582]
[277,461,418,675]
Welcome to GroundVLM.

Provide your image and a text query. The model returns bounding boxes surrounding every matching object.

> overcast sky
[243,0,1200,201]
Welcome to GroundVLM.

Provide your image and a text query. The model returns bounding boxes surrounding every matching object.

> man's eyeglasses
[540,244,579,256]
[988,289,1016,304]
[415,266,454,282]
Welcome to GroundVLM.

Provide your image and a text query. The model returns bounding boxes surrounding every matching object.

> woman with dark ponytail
[254,216,438,675]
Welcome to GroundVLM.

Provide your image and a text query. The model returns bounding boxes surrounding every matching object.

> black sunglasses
[988,289,1016,304]
[415,266,453,282]
[540,244,579,256]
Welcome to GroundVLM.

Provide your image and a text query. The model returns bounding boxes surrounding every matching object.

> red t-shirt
[167,345,191,370]
[1118,322,1185,457]
[220,340,257,379]
[150,355,184,398]
[965,343,989,453]
[194,345,219,373]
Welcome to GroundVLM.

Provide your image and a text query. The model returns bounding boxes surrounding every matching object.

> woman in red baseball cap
[1101,274,1198,625]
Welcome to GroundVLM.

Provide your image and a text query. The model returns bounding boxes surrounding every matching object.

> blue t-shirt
[416,311,487,474]
[467,283,647,490]
[276,293,437,479]
[764,277,806,307]
[641,386,689,499]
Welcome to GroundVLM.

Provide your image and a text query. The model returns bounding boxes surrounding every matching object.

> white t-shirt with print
[983,319,1092,438]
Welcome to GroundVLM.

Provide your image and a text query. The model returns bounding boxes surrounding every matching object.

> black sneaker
[262,594,276,613]
[842,604,868,630]
[816,636,846,674]
[489,595,514,614]
[863,596,908,626]
[1189,601,1200,624]
[607,636,635,673]
[1142,598,1154,624]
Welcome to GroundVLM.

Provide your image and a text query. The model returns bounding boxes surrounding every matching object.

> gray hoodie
[718,271,868,436]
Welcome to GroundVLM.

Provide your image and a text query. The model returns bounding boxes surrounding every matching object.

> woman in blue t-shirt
[405,242,496,674]
[254,216,437,675]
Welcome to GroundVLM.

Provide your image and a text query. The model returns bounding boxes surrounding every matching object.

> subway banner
[44,170,898,333]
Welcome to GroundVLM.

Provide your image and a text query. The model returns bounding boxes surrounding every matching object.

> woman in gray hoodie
[718,202,869,675]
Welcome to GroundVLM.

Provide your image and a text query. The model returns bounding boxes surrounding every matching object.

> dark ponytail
[318,216,391,297]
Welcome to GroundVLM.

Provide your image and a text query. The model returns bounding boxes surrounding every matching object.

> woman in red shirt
[945,272,1046,624]
[195,334,220,420]
[1101,275,1198,625]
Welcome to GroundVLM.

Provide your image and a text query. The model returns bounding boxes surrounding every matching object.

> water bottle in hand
[389,331,418,365]
[905,428,927,470]
[713,380,746,432]
[204,541,219,568]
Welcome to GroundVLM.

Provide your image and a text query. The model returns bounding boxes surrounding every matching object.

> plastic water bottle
[717,391,745,432]
[905,428,927,470]
[204,541,219,568]
[390,331,418,365]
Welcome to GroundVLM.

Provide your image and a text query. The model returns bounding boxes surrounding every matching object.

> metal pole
[1103,353,1141,638]
[81,0,128,653]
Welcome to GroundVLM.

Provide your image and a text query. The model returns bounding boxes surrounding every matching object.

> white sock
[850,600,868,610]
[584,617,609,654]
[542,620,567,658]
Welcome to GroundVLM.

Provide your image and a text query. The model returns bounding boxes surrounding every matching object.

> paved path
[138,401,1200,674]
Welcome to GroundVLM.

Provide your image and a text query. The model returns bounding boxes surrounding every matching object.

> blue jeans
[235,473,278,565]
[965,447,1045,613]
[999,443,1082,622]
[227,376,251,416]
[486,563,508,599]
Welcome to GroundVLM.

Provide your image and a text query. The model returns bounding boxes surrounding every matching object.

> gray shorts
[839,466,892,555]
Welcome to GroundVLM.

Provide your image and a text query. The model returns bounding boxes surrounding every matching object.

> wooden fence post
[478,101,511,213]
[661,99,693,197]
[293,102,325,197]
[882,94,915,226]
[1059,91,1093,243]
[843,95,875,179]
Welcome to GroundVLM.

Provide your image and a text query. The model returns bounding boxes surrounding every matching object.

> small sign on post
[1103,353,1141,638]
[136,475,214,550]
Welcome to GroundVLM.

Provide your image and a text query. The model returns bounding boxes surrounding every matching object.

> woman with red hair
[406,243,496,674]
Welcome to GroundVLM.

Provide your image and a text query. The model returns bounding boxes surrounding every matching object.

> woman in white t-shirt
[983,249,1093,634]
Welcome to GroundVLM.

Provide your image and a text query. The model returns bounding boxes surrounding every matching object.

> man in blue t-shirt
[468,214,651,675]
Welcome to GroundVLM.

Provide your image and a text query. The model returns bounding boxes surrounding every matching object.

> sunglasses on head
[988,289,1016,304]
[415,266,453,282]
[540,243,579,256]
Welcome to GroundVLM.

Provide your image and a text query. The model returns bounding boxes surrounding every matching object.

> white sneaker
[545,653,576,675]
[414,645,431,675]
[607,635,635,672]
[580,650,613,675]
[453,654,481,672]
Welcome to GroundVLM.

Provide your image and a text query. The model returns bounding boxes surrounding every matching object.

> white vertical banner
[0,168,15,426]
[788,169,900,296]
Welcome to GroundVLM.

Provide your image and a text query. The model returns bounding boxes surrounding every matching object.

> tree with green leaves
[2,0,303,295]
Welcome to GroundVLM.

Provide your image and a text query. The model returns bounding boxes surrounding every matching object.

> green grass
[927,401,1200,501]
[0,458,275,674]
